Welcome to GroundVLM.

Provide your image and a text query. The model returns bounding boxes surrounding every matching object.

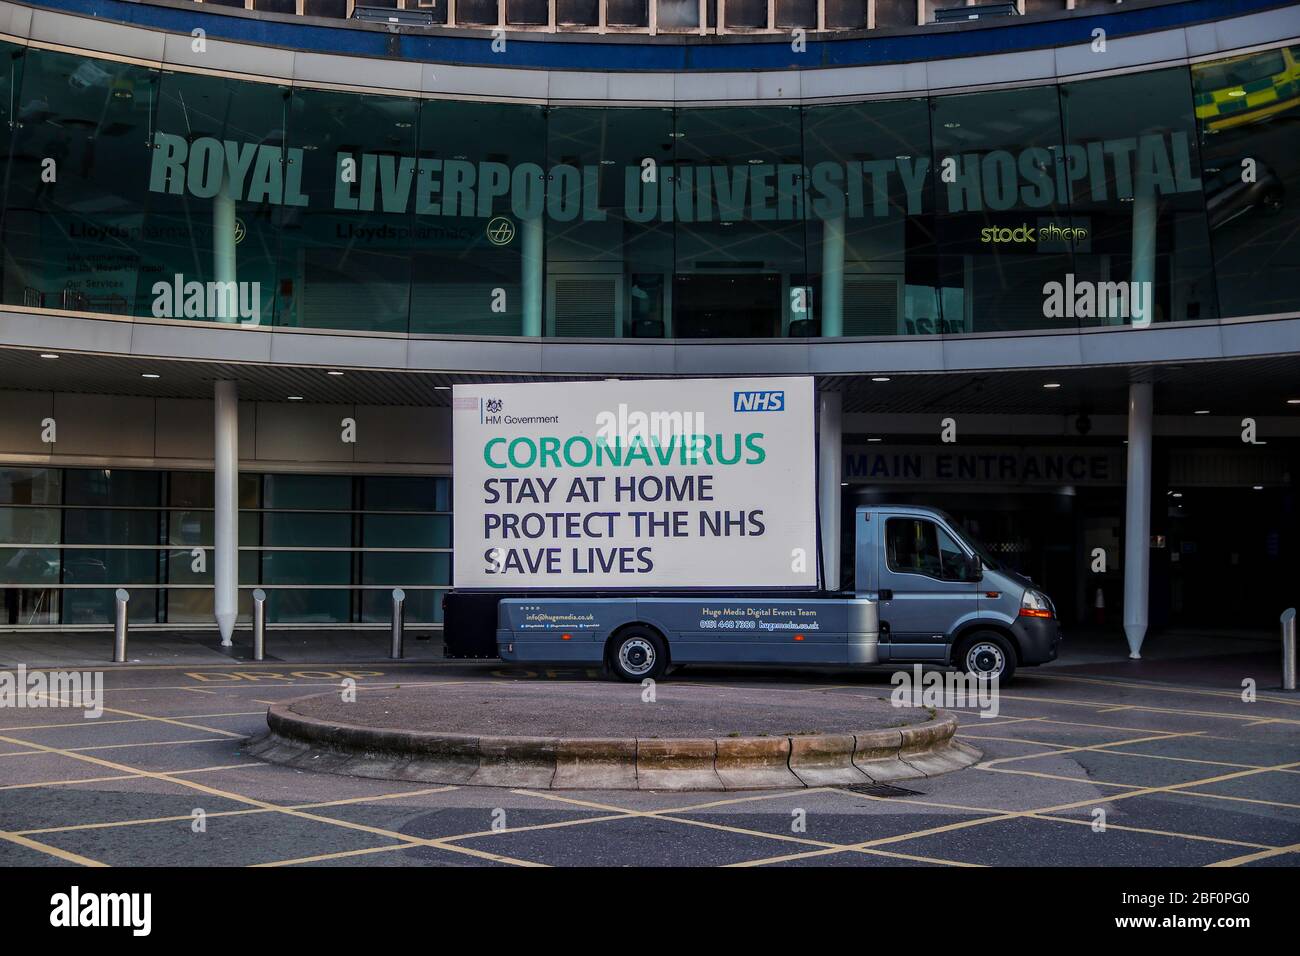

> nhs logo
[733,390,785,412]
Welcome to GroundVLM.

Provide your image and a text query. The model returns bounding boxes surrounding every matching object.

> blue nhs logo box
[733,390,785,412]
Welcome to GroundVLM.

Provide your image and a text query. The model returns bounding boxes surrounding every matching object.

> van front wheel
[956,631,1017,684]
[609,628,669,682]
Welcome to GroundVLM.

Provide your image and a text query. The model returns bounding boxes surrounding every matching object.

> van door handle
[879,589,893,601]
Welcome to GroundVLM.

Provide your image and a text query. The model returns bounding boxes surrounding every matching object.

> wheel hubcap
[619,638,655,676]
[967,642,1004,678]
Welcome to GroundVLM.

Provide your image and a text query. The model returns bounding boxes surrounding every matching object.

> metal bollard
[113,588,129,663]
[1283,608,1297,692]
[390,588,406,660]
[252,589,267,662]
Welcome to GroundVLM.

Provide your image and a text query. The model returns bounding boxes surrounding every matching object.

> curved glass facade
[0,41,1297,338]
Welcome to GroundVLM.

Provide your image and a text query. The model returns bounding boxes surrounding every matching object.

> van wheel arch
[953,627,1018,683]
[950,621,1018,660]
[605,623,671,681]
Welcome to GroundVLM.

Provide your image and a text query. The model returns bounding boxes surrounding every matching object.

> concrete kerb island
[246,684,981,791]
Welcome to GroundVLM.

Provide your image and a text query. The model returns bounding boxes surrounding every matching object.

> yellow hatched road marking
[0,736,236,758]
[0,827,107,867]
[0,762,267,791]
[1207,841,1300,867]
[17,786,460,836]
[0,711,264,732]
[0,730,539,867]
[978,731,1201,768]
[30,692,245,740]
[1036,672,1300,707]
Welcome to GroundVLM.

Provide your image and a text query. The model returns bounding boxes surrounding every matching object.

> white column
[214,380,240,646]
[1123,382,1153,658]
[820,213,845,337]
[213,181,238,324]
[818,390,842,591]
[521,214,544,336]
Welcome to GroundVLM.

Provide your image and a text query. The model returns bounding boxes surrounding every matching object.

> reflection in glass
[931,86,1072,334]
[1193,46,1300,317]
[1061,68,1217,326]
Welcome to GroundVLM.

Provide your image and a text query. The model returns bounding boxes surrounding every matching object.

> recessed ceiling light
[1288,399,1300,405]
[40,353,58,359]
[867,437,883,442]
[871,376,890,383]
[1172,492,1183,498]
[1252,485,1264,490]
[327,370,345,376]
[1043,382,1062,389]
[141,373,160,379]
[287,395,304,401]
[1194,409,1210,414]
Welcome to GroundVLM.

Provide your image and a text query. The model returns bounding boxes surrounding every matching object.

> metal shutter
[842,275,902,336]
[549,275,621,337]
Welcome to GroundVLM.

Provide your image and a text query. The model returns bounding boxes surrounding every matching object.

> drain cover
[843,783,925,798]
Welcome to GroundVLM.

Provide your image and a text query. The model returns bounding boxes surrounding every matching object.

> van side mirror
[966,554,983,581]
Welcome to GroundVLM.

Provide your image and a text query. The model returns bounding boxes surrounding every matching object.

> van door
[877,514,979,660]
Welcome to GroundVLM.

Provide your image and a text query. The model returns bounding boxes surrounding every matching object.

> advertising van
[443,377,1061,682]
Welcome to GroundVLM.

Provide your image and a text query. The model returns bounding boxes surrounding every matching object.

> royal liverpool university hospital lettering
[148,130,1202,223]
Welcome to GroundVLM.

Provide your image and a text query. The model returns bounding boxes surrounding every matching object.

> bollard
[391,588,406,660]
[252,588,267,662]
[113,588,129,663]
[1283,608,1297,692]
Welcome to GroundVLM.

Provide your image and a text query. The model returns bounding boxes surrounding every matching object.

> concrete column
[214,380,240,646]
[521,214,543,336]
[213,178,238,324]
[1123,382,1153,658]
[820,213,845,337]
[818,390,842,591]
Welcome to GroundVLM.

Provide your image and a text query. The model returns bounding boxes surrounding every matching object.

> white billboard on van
[452,377,817,590]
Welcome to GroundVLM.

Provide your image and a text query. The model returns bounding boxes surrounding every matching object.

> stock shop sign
[452,377,818,589]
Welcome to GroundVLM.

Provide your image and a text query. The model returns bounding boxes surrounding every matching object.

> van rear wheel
[956,631,1017,684]
[609,628,668,682]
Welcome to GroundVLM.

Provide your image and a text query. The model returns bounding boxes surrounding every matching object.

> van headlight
[1019,589,1054,619]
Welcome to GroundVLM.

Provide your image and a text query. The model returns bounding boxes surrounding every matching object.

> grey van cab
[853,505,1062,683]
